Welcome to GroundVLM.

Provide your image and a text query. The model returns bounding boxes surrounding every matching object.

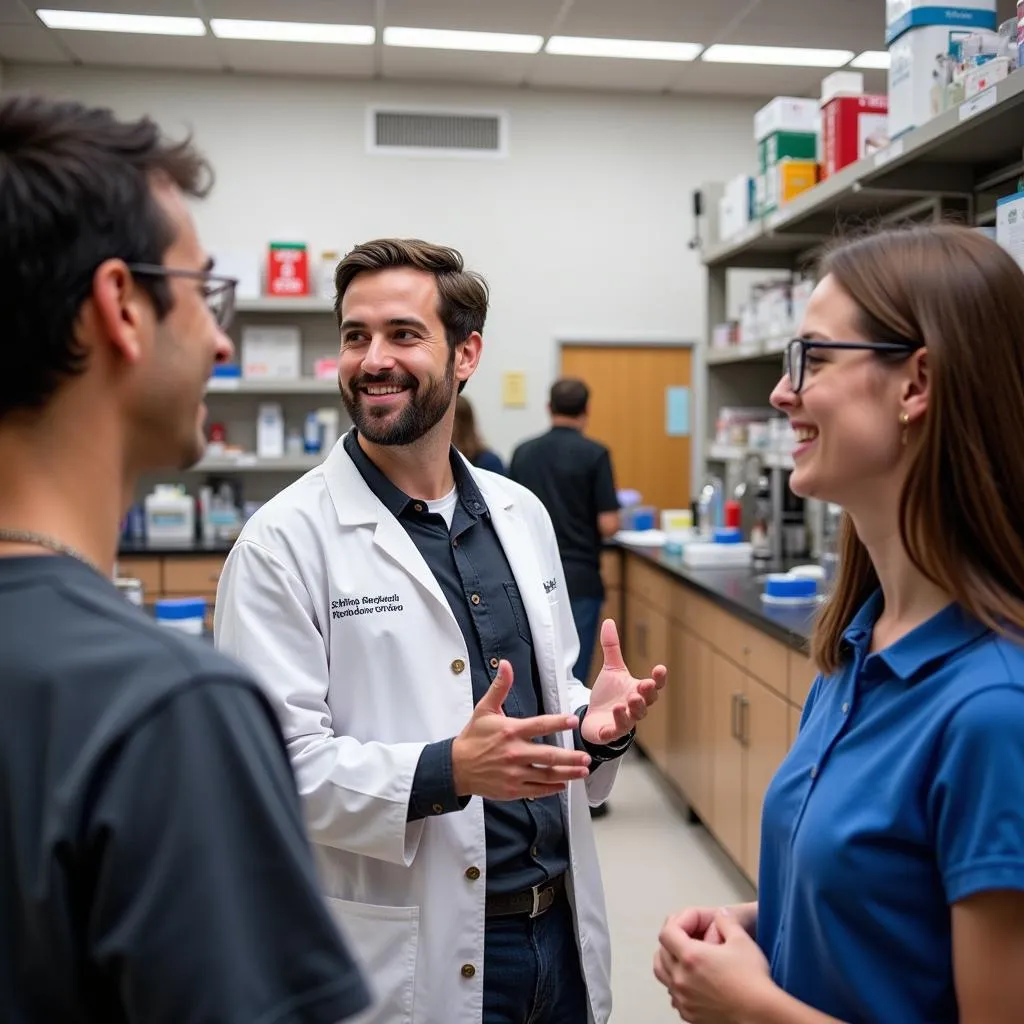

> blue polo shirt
[758,591,1024,1022]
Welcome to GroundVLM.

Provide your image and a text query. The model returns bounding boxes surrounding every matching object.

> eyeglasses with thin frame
[126,263,238,331]
[783,337,921,394]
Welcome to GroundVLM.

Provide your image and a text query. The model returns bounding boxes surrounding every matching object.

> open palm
[580,619,668,745]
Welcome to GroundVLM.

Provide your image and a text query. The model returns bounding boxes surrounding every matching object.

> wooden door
[710,651,745,861]
[741,675,791,882]
[559,345,693,513]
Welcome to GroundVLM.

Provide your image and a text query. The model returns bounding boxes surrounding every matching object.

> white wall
[6,63,758,459]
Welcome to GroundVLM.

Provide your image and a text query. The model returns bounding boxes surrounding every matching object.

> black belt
[485,874,566,919]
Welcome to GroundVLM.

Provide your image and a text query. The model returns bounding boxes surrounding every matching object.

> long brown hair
[453,395,485,463]
[812,225,1024,672]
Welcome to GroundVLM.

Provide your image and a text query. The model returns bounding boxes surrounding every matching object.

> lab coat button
[465,866,481,881]
[461,964,476,979]
[451,659,466,674]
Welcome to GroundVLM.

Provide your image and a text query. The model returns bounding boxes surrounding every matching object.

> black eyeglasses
[126,263,238,331]
[783,337,920,394]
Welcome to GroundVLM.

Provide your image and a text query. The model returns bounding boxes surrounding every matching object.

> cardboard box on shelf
[885,0,998,137]
[821,94,889,178]
[963,55,1010,98]
[759,130,818,171]
[762,159,819,216]
[821,70,865,104]
[754,97,820,141]
[241,325,301,379]
[266,241,310,297]
[717,173,756,240]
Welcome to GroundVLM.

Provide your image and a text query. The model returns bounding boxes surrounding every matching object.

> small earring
[899,411,910,446]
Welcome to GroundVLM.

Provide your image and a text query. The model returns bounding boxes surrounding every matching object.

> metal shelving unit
[192,454,324,473]
[700,68,1024,562]
[206,377,338,395]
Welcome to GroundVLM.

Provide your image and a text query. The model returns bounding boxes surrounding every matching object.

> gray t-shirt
[0,554,370,1024]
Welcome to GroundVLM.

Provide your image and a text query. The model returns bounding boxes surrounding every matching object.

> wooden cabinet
[116,552,227,630]
[619,549,808,887]
[741,676,790,881]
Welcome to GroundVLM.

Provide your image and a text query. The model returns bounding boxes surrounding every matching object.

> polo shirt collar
[842,588,989,682]
[342,428,489,521]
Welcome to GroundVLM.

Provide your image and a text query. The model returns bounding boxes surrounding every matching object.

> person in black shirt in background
[0,94,369,1024]
[510,378,621,816]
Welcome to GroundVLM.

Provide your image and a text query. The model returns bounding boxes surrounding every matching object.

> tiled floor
[592,751,755,1024]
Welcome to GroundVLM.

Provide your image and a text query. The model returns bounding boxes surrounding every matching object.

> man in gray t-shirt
[0,94,369,1023]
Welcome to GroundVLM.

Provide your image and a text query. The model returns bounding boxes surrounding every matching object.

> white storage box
[683,540,754,568]
[241,325,301,380]
[754,97,820,141]
[886,0,998,137]
[821,70,865,104]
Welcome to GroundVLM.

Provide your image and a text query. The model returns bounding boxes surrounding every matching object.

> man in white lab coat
[214,238,667,1024]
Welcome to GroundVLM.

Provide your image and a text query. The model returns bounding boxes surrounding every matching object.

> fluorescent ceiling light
[210,19,374,45]
[383,26,543,54]
[546,35,703,61]
[702,44,854,67]
[36,9,205,35]
[851,50,891,70]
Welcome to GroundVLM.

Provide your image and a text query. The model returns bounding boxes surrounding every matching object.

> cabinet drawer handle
[730,693,740,740]
[739,696,750,747]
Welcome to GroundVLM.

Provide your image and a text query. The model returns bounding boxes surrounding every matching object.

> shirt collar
[842,588,989,682]
[342,428,489,521]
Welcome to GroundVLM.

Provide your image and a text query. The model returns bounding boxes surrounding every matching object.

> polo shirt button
[413,502,424,513]
[432,803,444,815]
[451,659,466,674]
[530,845,539,857]
[841,702,850,714]
[471,594,481,605]
[810,766,819,780]
[490,657,499,669]
[452,538,459,548]
[465,866,480,881]
[461,964,476,979]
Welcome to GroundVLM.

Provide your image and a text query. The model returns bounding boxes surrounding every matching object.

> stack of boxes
[754,98,819,218]
[820,71,889,179]
[886,0,999,137]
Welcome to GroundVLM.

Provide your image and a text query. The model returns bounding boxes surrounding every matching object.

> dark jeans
[571,597,604,684]
[483,895,590,1024]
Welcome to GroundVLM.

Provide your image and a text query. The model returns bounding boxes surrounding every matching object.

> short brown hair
[811,224,1024,673]
[333,238,488,351]
[550,378,589,417]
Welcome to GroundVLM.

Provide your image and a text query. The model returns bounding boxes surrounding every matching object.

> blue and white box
[886,0,998,137]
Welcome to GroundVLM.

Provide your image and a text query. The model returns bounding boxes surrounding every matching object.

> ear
[900,348,929,424]
[454,331,483,387]
[85,258,150,365]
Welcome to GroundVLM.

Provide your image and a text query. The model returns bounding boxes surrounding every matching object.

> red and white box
[821,94,889,179]
[266,242,310,297]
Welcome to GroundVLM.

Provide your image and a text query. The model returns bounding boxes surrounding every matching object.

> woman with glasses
[654,224,1024,1023]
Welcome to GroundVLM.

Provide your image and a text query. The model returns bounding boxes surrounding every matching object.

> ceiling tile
[527,53,681,93]
[738,0,878,32]
[219,38,375,77]
[56,31,223,69]
[382,47,534,86]
[0,1,37,25]
[380,0,562,34]
[203,0,376,23]
[668,61,827,100]
[557,0,751,42]
[720,24,884,53]
[27,0,200,12]
[0,25,72,61]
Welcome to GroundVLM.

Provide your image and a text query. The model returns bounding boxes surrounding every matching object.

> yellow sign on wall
[502,372,527,408]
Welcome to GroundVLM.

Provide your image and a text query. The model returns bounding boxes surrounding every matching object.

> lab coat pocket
[324,897,419,1024]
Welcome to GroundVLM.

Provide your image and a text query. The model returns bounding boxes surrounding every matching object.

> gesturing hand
[451,660,591,801]
[580,619,667,746]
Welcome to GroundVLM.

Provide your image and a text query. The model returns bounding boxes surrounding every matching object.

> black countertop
[118,538,236,557]
[616,543,818,651]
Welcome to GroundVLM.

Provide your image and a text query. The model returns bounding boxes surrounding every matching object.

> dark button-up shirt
[343,430,628,895]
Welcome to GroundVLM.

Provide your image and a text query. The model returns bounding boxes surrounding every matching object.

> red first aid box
[821,94,888,179]
[266,242,310,297]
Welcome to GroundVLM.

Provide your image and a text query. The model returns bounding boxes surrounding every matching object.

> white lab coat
[214,438,618,1024]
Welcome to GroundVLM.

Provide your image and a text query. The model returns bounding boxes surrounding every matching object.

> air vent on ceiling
[368,107,508,158]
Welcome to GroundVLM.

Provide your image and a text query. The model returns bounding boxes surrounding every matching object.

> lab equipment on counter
[683,528,753,568]
[144,485,195,544]
[154,598,206,635]
[761,572,821,606]
[697,476,724,535]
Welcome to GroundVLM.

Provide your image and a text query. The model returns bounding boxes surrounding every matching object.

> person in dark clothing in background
[511,378,622,814]
[454,393,506,474]
[0,94,370,1024]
